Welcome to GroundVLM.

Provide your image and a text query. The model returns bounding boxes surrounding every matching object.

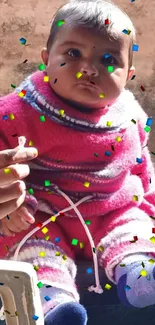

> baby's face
[41,26,134,111]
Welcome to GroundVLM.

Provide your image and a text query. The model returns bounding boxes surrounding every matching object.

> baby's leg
[115,252,155,308]
[6,226,87,324]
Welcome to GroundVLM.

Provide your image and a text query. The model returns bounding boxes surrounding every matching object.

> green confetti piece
[85,220,91,225]
[38,63,46,71]
[144,126,150,133]
[28,188,34,195]
[44,180,51,187]
[108,66,114,72]
[40,116,46,122]
[71,238,78,246]
[37,281,44,288]
[11,84,16,89]
[56,20,65,27]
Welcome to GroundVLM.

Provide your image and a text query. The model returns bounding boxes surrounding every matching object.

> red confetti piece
[105,19,110,25]
[152,228,155,234]
[140,85,145,91]
[37,223,43,228]
[59,212,65,216]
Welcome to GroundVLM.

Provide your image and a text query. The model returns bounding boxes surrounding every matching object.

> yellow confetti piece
[76,72,83,79]
[150,236,155,244]
[133,195,138,202]
[4,168,11,174]
[148,258,155,264]
[29,140,33,146]
[84,182,90,188]
[5,246,9,251]
[115,136,122,142]
[44,76,49,82]
[59,109,65,116]
[99,93,105,98]
[50,216,57,222]
[106,121,112,127]
[105,283,112,290]
[33,265,40,271]
[56,252,61,256]
[80,242,84,249]
[62,255,67,260]
[140,269,148,277]
[15,311,18,316]
[41,227,49,234]
[39,251,46,257]
[18,92,25,98]
[48,191,53,194]
[98,246,104,252]
[9,114,15,120]
[45,235,50,241]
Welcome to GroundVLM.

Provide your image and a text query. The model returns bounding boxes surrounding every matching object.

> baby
[1,0,155,324]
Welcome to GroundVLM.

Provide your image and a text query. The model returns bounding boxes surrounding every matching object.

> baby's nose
[80,66,99,77]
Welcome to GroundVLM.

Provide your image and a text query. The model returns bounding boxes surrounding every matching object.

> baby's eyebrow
[59,41,85,48]
[58,41,121,55]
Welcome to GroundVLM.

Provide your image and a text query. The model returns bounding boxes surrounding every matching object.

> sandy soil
[0,0,155,161]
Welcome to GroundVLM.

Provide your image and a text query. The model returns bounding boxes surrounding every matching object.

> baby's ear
[40,47,48,66]
[127,66,135,80]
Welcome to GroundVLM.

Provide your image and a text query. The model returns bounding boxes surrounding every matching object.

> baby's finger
[6,212,32,231]
[0,222,15,237]
[17,205,35,224]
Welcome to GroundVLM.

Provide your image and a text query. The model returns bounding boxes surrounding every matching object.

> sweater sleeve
[96,108,155,284]
[130,109,155,217]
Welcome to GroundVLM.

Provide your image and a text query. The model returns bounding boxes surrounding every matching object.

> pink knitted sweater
[0,70,155,295]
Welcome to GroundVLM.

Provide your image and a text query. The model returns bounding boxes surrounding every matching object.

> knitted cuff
[7,239,79,303]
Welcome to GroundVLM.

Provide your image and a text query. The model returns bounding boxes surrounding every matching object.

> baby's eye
[67,49,81,58]
[101,54,117,66]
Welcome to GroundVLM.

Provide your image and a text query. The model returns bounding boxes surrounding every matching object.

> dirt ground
[0,0,155,161]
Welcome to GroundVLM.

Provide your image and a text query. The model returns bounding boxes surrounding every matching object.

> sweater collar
[15,70,138,132]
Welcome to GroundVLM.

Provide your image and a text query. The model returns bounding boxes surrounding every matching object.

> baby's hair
[47,0,136,69]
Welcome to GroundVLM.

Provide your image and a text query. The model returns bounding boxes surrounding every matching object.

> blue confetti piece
[105,151,111,156]
[136,158,142,163]
[2,115,8,120]
[132,44,139,52]
[55,237,60,243]
[87,268,93,274]
[104,53,111,58]
[44,295,51,301]
[20,37,26,45]
[122,29,128,34]
[32,315,39,320]
[146,118,152,126]
[125,285,131,291]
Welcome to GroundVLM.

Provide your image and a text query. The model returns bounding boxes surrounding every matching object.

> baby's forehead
[55,25,129,51]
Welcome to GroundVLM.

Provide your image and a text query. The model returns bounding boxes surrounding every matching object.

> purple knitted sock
[115,253,155,308]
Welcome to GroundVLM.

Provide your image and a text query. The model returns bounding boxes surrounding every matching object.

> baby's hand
[0,195,38,237]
